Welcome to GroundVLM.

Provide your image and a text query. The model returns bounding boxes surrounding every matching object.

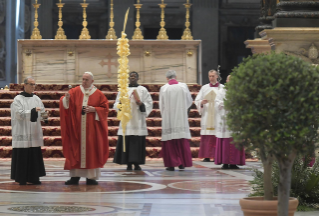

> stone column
[192,0,219,85]
[273,1,319,27]
[0,0,6,85]
[2,0,25,86]
[112,0,135,39]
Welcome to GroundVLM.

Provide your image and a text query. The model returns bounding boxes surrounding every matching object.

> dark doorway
[221,26,255,83]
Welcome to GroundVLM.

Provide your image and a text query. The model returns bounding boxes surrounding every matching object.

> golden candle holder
[55,0,67,39]
[31,0,42,39]
[181,0,193,40]
[105,0,117,40]
[157,0,169,40]
[132,0,143,40]
[79,0,91,40]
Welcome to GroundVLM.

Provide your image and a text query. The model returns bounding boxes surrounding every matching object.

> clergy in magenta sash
[159,70,193,171]
[214,75,245,169]
[195,70,224,162]
[10,76,46,185]
[113,72,153,171]
[59,72,109,185]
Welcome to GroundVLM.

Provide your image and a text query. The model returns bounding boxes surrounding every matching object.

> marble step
[0,136,201,147]
[0,99,198,109]
[0,91,199,101]
[0,146,201,158]
[9,83,202,93]
[0,108,202,118]
[0,91,151,101]
[0,117,201,127]
[0,126,202,137]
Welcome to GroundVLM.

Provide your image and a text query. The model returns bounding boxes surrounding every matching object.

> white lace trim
[162,127,189,135]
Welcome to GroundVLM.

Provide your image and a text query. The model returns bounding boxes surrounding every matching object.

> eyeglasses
[26,83,36,86]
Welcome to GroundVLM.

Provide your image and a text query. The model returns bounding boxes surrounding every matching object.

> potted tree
[225,52,319,216]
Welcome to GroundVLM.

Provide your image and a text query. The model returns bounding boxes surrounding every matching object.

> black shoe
[65,177,80,185]
[126,163,133,171]
[166,167,175,171]
[29,181,41,185]
[19,182,26,185]
[134,164,142,171]
[178,165,185,170]
[221,164,229,169]
[202,158,211,162]
[86,178,98,185]
[229,165,240,169]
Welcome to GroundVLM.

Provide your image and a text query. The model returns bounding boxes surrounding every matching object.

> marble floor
[0,159,317,216]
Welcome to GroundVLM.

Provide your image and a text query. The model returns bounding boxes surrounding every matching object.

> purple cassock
[214,86,246,166]
[214,138,246,165]
[195,82,224,159]
[159,79,193,168]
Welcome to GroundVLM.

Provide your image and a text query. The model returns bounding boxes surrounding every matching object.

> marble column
[2,0,25,86]
[112,0,135,39]
[0,0,6,85]
[192,0,219,85]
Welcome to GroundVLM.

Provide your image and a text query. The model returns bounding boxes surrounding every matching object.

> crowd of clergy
[9,69,245,186]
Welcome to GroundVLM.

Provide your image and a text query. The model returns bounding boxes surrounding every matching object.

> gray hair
[24,76,35,84]
[84,71,94,79]
[208,69,222,82]
[166,70,176,79]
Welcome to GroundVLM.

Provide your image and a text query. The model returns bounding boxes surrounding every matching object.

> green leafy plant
[249,156,319,211]
[225,52,319,216]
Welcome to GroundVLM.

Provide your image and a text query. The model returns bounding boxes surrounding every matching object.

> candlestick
[132,0,144,40]
[157,0,169,40]
[79,0,91,40]
[31,0,42,39]
[181,0,193,40]
[106,0,117,40]
[55,0,67,39]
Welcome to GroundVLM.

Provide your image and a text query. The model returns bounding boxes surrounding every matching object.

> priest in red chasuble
[59,72,109,185]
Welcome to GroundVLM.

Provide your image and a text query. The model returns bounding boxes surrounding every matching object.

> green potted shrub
[250,155,319,211]
[225,52,319,216]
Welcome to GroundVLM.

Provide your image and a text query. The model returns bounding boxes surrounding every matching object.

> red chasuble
[59,86,109,170]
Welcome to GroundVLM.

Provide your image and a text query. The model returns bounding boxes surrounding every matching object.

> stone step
[9,83,202,93]
[0,126,201,137]
[0,146,201,158]
[0,108,201,118]
[0,117,201,127]
[0,99,198,109]
[0,90,199,101]
[0,136,201,147]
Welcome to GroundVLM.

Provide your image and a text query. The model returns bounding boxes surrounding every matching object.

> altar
[17,40,201,84]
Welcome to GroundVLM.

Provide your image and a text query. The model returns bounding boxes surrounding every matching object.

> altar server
[60,72,109,185]
[11,76,46,185]
[214,75,245,169]
[159,70,193,171]
[195,69,224,162]
[113,71,153,170]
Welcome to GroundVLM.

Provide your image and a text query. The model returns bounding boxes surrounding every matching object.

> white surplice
[214,87,232,138]
[194,83,224,135]
[11,95,45,148]
[159,82,193,141]
[114,85,153,136]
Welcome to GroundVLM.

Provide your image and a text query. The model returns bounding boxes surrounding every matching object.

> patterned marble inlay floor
[0,160,317,215]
